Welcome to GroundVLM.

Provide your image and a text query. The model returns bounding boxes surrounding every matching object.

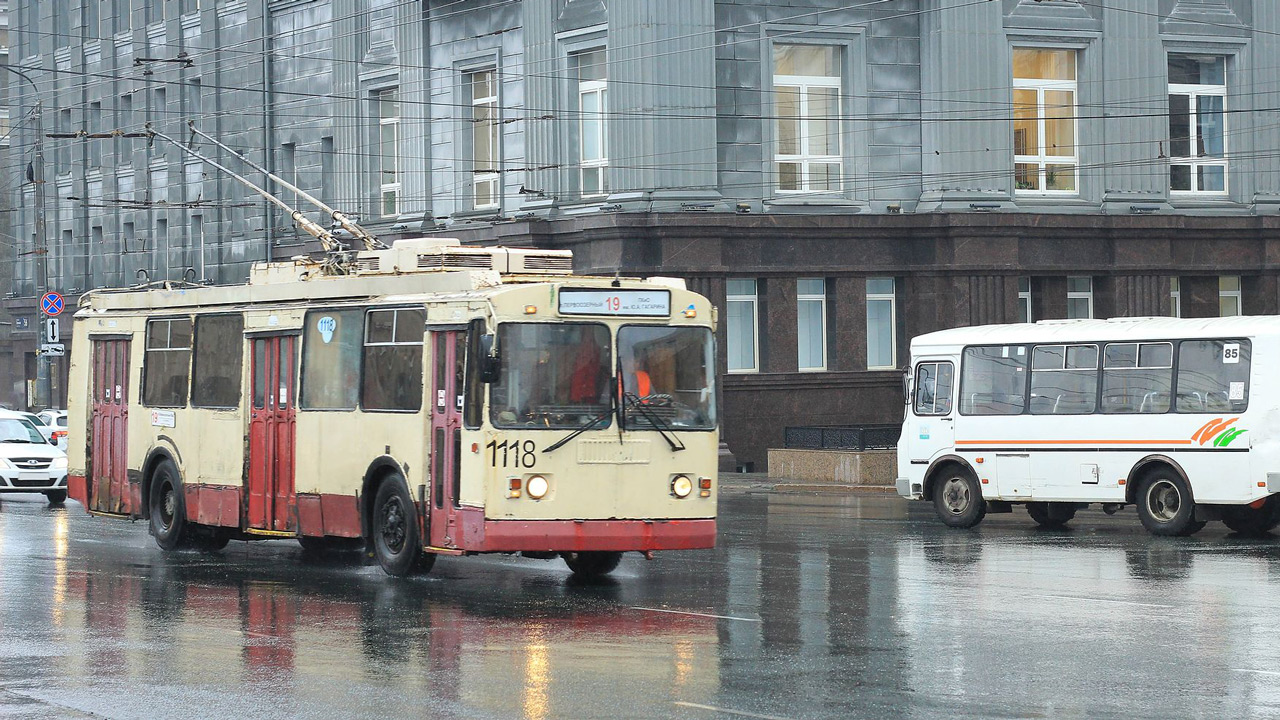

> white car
[16,411,57,446]
[0,411,68,504]
[36,410,68,451]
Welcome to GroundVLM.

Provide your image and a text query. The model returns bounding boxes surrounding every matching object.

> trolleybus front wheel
[1221,496,1280,536]
[149,459,190,551]
[1137,471,1204,536]
[932,468,986,529]
[561,551,623,578]
[372,476,436,577]
[1026,502,1077,529]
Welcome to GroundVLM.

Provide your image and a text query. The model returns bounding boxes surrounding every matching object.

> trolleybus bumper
[465,517,716,553]
[897,476,922,500]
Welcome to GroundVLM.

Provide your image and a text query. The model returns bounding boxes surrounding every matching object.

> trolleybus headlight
[526,475,549,500]
[671,475,693,499]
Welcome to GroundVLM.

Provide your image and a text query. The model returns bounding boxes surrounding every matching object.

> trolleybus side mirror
[479,334,501,383]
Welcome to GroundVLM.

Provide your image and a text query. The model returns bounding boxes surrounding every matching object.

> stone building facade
[4,0,1278,468]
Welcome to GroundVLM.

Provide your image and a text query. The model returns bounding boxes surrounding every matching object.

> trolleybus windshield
[490,323,612,429]
[619,326,716,430]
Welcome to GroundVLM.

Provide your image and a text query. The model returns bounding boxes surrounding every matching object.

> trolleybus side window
[618,325,717,430]
[463,319,486,429]
[1175,339,1250,413]
[1101,342,1172,414]
[491,323,611,429]
[1030,344,1098,415]
[362,308,426,412]
[913,361,953,416]
[143,317,193,407]
[191,314,244,409]
[301,309,363,410]
[960,345,1027,416]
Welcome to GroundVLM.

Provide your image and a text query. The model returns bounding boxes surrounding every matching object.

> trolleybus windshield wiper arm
[623,393,686,452]
[543,406,614,455]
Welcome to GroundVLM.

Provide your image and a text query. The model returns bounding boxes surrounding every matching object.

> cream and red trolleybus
[897,316,1280,537]
[67,239,718,576]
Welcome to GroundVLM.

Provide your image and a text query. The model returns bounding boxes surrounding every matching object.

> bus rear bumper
[462,517,717,553]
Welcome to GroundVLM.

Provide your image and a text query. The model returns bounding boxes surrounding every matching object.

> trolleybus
[66,238,718,576]
[897,316,1280,537]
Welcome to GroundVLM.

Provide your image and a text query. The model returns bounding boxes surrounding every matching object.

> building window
[773,44,841,193]
[1169,55,1226,194]
[1018,276,1033,323]
[574,49,607,197]
[1013,48,1077,194]
[1170,277,1181,317]
[468,69,500,209]
[797,278,826,371]
[1067,276,1093,319]
[1220,275,1241,316]
[376,89,400,217]
[726,279,759,373]
[866,277,896,369]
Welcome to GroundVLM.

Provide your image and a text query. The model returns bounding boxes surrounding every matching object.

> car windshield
[619,325,716,430]
[24,413,46,426]
[490,323,612,429]
[0,418,46,443]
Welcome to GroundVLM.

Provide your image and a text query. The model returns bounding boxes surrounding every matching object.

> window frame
[772,44,843,194]
[866,277,897,370]
[300,308,366,412]
[142,316,194,409]
[375,88,400,218]
[359,306,426,413]
[1029,343,1099,415]
[1219,275,1241,317]
[467,68,501,211]
[1012,47,1080,196]
[1168,54,1228,196]
[726,279,760,373]
[913,361,954,417]
[1067,276,1093,319]
[573,48,608,198]
[797,277,827,371]
[190,313,245,410]
[1100,341,1174,415]
[1018,276,1033,323]
[1170,277,1182,318]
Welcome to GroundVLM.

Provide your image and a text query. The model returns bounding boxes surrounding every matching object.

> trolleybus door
[428,331,465,548]
[248,335,297,533]
[90,338,131,514]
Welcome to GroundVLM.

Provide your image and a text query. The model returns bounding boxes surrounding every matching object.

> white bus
[897,316,1280,536]
[67,239,719,576]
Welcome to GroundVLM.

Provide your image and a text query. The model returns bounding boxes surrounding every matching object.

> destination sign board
[557,289,671,317]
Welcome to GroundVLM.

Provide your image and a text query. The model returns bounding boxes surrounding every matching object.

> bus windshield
[491,323,612,429]
[619,326,716,430]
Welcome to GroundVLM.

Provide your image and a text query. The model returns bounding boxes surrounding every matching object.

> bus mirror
[479,334,500,383]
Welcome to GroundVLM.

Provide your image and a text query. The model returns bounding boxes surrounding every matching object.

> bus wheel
[1026,502,1077,528]
[149,459,190,551]
[1137,472,1201,536]
[1222,497,1280,536]
[561,551,623,577]
[192,529,231,552]
[372,477,434,576]
[932,469,986,528]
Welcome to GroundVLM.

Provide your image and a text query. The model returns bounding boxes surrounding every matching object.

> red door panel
[248,336,297,532]
[90,339,130,514]
[429,332,464,548]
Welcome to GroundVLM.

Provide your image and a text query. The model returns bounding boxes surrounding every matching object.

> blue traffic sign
[41,292,64,316]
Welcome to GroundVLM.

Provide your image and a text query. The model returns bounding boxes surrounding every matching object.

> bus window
[490,323,611,429]
[1176,339,1250,413]
[619,325,716,430]
[362,308,426,411]
[960,345,1027,415]
[913,361,953,416]
[1101,342,1172,413]
[463,320,485,429]
[143,317,193,407]
[192,314,244,408]
[1030,344,1097,415]
[301,309,363,410]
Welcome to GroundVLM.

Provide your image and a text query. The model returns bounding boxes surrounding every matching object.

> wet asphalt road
[3,490,1280,719]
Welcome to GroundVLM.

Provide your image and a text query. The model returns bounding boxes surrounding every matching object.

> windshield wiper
[1,439,33,443]
[543,407,613,454]
[623,393,686,452]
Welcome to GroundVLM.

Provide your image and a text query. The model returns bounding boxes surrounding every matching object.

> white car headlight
[52,456,68,470]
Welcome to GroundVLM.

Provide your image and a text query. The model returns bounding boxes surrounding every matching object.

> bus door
[248,335,297,533]
[908,360,955,463]
[90,338,131,514]
[428,331,465,548]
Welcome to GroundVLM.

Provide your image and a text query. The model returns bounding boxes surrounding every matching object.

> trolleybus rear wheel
[372,476,436,577]
[1221,497,1280,536]
[149,459,191,551]
[932,468,986,529]
[561,551,623,577]
[1137,471,1203,536]
[1026,501,1077,529]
